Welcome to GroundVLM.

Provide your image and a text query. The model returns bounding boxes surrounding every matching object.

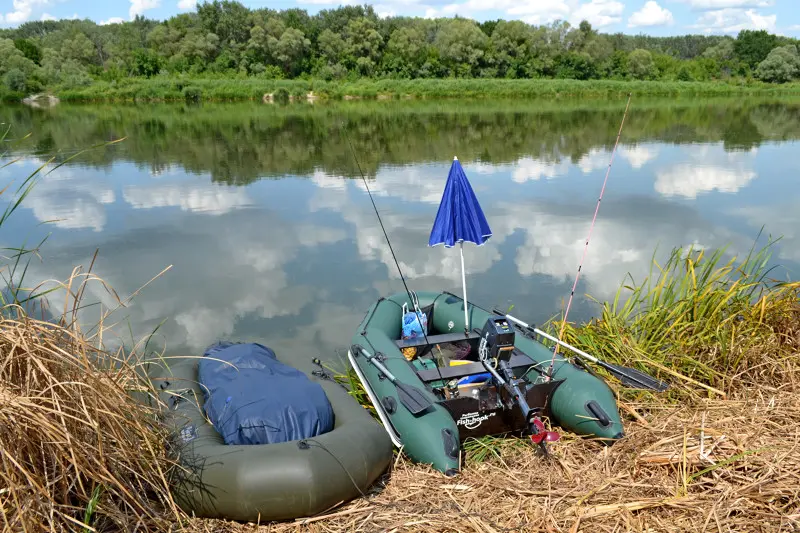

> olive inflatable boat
[147,347,393,522]
[348,290,624,475]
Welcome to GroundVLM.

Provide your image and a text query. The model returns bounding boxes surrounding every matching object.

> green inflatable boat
[348,290,624,475]
[147,353,393,522]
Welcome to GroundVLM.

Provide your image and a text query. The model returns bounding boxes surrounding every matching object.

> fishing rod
[544,93,633,381]
[340,122,431,350]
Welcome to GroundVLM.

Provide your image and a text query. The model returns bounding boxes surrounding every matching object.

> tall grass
[546,237,800,399]
[53,77,800,103]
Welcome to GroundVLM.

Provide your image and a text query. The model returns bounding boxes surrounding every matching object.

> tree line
[2,2,800,97]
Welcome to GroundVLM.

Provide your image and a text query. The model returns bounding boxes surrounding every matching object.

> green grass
[51,77,800,103]
[544,236,800,400]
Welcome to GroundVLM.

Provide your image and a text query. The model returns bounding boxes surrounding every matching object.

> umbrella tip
[454,156,458,161]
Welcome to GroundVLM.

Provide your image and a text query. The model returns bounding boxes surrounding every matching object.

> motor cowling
[479,316,516,363]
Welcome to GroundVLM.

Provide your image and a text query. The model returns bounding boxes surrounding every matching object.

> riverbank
[46,78,800,103]
[3,234,798,531]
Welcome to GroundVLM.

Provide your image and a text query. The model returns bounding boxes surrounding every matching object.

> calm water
[2,97,800,367]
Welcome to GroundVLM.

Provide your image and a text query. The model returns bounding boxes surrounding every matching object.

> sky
[0,0,798,37]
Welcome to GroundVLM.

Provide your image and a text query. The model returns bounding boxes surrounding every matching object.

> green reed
[546,236,800,398]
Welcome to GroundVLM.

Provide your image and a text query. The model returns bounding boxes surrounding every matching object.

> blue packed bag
[198,341,334,445]
[401,303,428,339]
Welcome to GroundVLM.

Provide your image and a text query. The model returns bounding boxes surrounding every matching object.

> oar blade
[605,363,669,392]
[396,382,433,416]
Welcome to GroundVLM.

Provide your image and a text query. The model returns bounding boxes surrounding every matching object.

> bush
[3,68,27,93]
[273,86,290,103]
[182,86,202,102]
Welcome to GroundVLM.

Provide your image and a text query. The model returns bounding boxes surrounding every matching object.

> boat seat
[394,331,481,349]
[414,352,538,383]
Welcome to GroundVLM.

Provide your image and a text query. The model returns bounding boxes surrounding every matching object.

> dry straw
[0,268,183,532]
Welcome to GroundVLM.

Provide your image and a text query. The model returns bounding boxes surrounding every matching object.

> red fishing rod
[545,93,633,380]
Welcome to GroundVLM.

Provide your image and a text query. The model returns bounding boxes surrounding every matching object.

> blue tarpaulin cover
[198,341,334,446]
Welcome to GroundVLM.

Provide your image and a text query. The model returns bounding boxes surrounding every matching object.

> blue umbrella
[429,156,492,332]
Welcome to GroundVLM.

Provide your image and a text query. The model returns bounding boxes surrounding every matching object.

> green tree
[273,28,310,76]
[133,48,163,77]
[61,32,96,65]
[490,20,532,78]
[3,68,27,92]
[628,48,656,80]
[13,38,41,65]
[735,29,778,68]
[755,45,800,83]
[197,0,251,45]
[434,18,488,77]
[385,25,427,77]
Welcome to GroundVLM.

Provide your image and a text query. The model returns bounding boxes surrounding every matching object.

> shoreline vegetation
[4,3,800,104]
[2,132,800,531]
[42,78,800,104]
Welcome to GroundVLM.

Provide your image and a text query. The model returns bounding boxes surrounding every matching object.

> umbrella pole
[460,241,469,334]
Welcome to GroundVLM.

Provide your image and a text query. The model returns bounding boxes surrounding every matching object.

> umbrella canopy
[429,157,492,248]
[428,157,492,333]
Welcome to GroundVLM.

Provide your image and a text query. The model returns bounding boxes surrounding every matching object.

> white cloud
[413,0,621,27]
[100,17,124,25]
[620,145,659,169]
[22,166,115,232]
[122,182,253,215]
[129,0,159,19]
[679,0,773,9]
[653,145,758,198]
[40,12,55,20]
[4,0,50,24]
[507,0,571,24]
[510,157,571,182]
[628,1,674,27]
[570,0,624,28]
[694,7,777,33]
[375,4,397,18]
[655,165,756,198]
[177,0,196,10]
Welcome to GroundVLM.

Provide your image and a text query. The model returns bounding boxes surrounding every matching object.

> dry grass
[0,271,182,533]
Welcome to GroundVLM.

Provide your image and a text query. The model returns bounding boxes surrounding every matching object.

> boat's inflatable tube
[350,291,624,474]
[147,355,393,522]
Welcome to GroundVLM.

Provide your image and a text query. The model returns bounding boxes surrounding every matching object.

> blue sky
[1,0,798,37]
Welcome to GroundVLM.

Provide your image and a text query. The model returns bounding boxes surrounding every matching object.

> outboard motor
[478,316,560,451]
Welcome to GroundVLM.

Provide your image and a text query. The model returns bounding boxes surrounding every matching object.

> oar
[491,310,669,392]
[351,345,433,416]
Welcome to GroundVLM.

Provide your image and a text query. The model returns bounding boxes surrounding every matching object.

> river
[2,96,799,367]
